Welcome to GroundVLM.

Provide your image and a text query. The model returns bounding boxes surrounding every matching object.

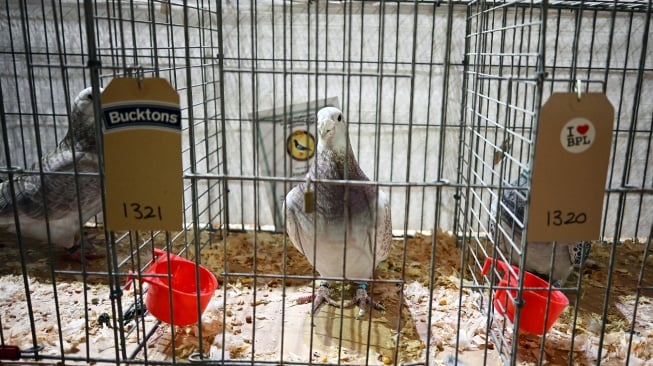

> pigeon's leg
[312,281,340,314]
[344,283,385,320]
[65,231,105,261]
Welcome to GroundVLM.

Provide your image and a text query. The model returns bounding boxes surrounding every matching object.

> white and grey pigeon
[284,106,392,318]
[490,171,592,286]
[0,87,104,260]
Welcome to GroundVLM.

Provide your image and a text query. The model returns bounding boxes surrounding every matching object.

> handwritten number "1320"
[547,210,586,226]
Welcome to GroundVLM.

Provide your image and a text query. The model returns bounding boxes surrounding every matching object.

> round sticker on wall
[560,117,595,154]
[286,130,316,161]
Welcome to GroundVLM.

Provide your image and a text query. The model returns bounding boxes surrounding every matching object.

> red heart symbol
[576,124,589,135]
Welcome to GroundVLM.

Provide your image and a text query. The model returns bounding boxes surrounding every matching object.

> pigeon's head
[72,87,99,121]
[68,86,102,150]
[317,106,347,150]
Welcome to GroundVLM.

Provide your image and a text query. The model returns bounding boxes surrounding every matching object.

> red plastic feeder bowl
[130,249,218,326]
[481,258,569,335]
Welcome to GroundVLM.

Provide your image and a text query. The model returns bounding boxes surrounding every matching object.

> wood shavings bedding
[479,239,653,365]
[1,230,651,365]
[0,274,118,360]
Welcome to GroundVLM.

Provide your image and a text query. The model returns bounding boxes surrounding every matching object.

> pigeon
[293,138,310,152]
[284,106,392,318]
[490,171,592,286]
[0,87,104,260]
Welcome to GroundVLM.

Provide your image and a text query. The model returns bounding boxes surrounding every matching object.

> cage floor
[1,230,652,365]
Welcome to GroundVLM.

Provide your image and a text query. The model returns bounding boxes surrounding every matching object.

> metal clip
[127,65,145,89]
[575,79,582,101]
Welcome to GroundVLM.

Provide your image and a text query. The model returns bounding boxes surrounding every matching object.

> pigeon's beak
[318,118,335,139]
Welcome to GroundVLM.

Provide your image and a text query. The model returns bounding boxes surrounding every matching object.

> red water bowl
[482,258,569,335]
[129,249,218,326]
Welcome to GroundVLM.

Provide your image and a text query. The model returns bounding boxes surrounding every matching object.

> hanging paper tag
[527,93,613,242]
[304,190,314,213]
[101,78,183,231]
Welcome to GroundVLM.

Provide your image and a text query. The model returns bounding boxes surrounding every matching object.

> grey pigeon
[490,171,592,286]
[284,106,392,318]
[0,87,104,259]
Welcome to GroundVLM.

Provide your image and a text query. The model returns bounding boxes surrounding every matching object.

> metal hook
[136,65,144,89]
[126,65,144,89]
[575,79,582,101]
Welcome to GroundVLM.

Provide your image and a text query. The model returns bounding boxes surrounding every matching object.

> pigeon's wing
[374,189,392,263]
[284,184,309,257]
[493,173,578,285]
[0,148,100,222]
[46,151,101,223]
[0,168,48,221]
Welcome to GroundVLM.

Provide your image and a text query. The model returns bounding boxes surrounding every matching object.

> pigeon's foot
[344,283,385,320]
[312,282,340,314]
[65,232,105,262]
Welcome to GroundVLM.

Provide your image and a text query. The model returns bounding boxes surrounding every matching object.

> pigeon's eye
[337,114,342,122]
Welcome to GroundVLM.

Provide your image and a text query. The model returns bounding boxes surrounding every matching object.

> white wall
[219,2,468,232]
[0,1,650,238]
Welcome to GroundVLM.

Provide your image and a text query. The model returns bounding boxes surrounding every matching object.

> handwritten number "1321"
[123,202,163,220]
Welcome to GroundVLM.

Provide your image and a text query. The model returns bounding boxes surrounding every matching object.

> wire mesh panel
[0,0,225,364]
[0,1,464,365]
[0,1,652,366]
[219,1,466,232]
[458,2,547,363]
[215,2,467,365]
[459,0,653,365]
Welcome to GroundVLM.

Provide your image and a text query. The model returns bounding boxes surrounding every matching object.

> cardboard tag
[101,78,183,231]
[527,93,613,242]
[304,190,314,213]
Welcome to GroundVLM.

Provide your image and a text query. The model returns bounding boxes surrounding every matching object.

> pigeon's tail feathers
[570,241,592,265]
[0,179,17,222]
[0,181,9,210]
[374,189,392,262]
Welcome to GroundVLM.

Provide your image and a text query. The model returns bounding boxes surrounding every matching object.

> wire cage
[0,1,651,365]
[458,1,652,365]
